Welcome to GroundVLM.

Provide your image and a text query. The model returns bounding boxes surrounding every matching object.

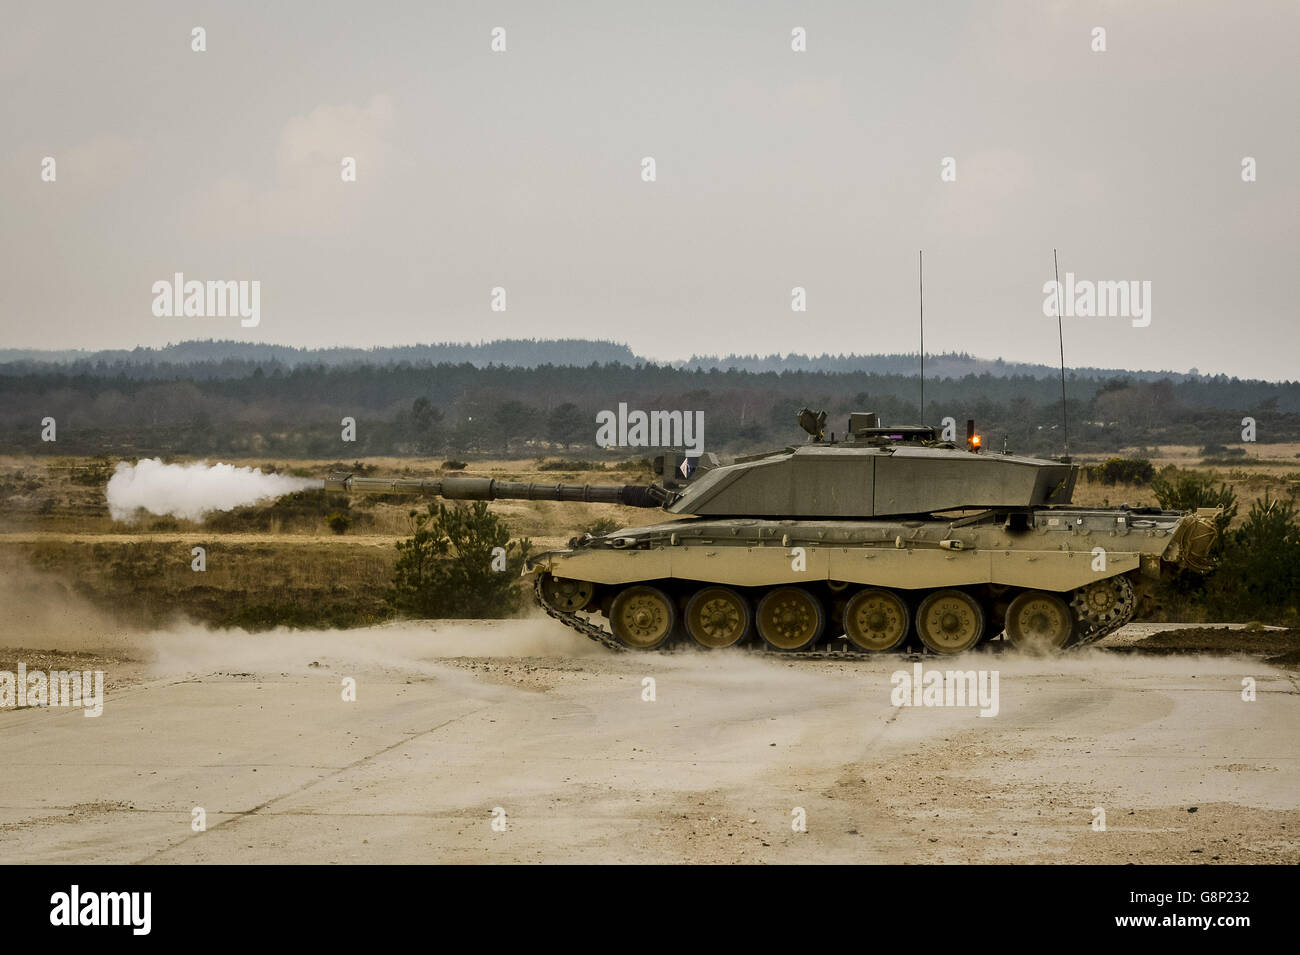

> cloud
[923,149,1036,237]
[183,94,395,237]
[277,94,394,173]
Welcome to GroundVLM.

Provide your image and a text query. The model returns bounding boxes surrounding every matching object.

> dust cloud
[0,558,139,653]
[0,557,597,674]
[146,617,602,678]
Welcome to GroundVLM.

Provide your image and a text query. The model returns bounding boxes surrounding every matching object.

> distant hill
[0,338,638,371]
[675,352,1215,384]
[0,339,1251,385]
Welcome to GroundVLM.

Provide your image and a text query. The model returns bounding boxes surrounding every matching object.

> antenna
[1053,248,1069,460]
[918,250,925,425]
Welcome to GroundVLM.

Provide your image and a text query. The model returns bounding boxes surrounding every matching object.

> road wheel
[842,588,910,652]
[540,574,594,612]
[1005,590,1074,652]
[685,587,752,649]
[609,586,676,650]
[756,587,825,651]
[915,589,985,654]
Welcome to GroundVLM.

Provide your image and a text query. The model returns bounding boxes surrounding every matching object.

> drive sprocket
[1069,575,1136,646]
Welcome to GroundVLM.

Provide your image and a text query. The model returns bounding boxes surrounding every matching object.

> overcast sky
[2,1,1295,378]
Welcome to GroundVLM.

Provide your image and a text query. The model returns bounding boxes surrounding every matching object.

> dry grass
[1073,444,1300,531]
[2,540,396,631]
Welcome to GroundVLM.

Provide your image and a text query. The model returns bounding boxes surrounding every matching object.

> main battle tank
[325,410,1220,655]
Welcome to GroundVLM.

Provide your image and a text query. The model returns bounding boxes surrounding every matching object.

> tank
[324,409,1220,655]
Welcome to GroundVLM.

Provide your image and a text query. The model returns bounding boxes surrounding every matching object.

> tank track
[532,574,1137,656]
[531,575,887,658]
[533,574,625,653]
[1068,576,1137,648]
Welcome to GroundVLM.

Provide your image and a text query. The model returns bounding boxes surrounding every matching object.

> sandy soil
[0,617,1296,865]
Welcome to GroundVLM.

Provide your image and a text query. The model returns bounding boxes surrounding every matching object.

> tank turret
[326,409,1076,519]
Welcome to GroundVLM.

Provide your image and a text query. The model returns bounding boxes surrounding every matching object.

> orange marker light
[970,435,982,451]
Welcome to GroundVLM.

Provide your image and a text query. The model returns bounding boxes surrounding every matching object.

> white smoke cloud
[106,459,318,522]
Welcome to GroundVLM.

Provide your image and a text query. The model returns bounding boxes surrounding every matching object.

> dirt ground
[1,618,1296,865]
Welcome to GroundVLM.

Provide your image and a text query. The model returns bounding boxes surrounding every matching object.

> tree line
[3,360,1299,458]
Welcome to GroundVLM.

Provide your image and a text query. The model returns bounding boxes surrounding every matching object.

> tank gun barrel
[324,473,670,508]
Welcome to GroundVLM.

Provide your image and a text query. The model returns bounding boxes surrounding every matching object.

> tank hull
[526,507,1219,654]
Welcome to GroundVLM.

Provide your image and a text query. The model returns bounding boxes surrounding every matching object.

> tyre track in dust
[131,701,492,864]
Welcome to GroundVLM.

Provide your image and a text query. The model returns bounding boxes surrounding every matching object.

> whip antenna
[919,250,925,425]
[1053,248,1070,461]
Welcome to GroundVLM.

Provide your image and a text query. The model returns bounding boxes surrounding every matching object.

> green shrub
[327,512,352,535]
[441,460,468,471]
[1225,495,1300,600]
[387,502,532,618]
[206,490,362,533]
[1152,472,1237,552]
[69,457,114,486]
[538,459,602,471]
[1192,494,1300,623]
[611,457,653,473]
[1085,458,1155,486]
[1200,454,1259,467]
[584,517,622,537]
